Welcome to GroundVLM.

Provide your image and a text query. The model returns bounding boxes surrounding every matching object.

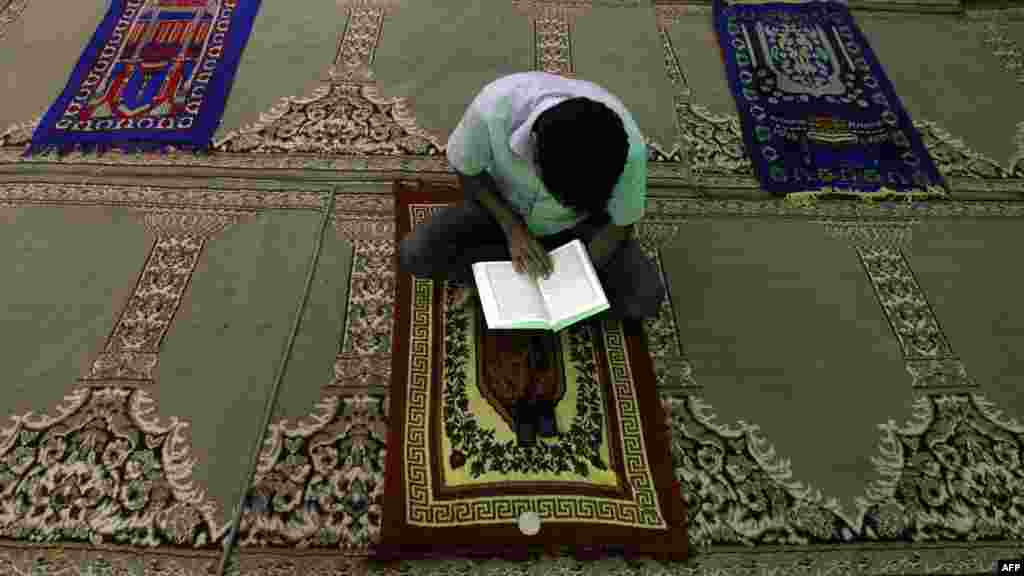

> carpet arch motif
[0,386,230,548]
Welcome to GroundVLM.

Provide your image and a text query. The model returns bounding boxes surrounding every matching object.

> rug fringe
[725,0,848,4]
[784,185,949,206]
[22,140,213,158]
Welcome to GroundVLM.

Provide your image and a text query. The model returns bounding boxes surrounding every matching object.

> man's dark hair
[532,97,630,217]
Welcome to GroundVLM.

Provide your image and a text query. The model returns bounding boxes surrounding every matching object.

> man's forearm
[458,171,521,234]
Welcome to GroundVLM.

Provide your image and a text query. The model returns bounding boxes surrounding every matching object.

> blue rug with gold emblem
[714,0,947,201]
[26,0,261,156]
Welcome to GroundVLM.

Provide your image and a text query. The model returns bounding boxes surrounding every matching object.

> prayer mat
[378,180,688,563]
[713,0,948,202]
[25,0,261,156]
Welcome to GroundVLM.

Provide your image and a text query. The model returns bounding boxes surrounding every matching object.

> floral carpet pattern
[0,387,228,548]
[0,0,29,40]
[667,393,1024,547]
[240,393,388,551]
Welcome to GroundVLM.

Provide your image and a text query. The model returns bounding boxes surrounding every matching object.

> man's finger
[534,250,552,276]
[530,254,548,277]
[530,243,549,270]
[532,240,548,259]
[527,258,542,279]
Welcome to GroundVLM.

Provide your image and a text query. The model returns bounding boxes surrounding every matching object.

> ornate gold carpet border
[6,181,1024,219]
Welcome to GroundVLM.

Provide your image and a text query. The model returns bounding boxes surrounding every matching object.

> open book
[471,239,610,331]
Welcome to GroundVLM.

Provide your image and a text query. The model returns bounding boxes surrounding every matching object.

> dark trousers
[398,189,665,319]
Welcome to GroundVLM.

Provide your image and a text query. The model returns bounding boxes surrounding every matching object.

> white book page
[472,261,549,327]
[536,239,608,325]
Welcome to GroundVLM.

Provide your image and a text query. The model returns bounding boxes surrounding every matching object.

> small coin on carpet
[518,511,541,536]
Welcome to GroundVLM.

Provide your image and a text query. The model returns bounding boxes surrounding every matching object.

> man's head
[531,97,630,216]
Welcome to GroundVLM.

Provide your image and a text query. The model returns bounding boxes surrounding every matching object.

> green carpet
[1,186,1022,575]
[1,0,1024,574]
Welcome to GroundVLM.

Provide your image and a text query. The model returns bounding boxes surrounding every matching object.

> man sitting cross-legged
[398,72,665,320]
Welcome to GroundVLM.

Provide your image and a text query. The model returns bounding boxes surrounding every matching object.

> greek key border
[401,203,668,530]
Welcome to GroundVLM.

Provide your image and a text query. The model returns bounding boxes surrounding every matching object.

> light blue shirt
[446,72,647,236]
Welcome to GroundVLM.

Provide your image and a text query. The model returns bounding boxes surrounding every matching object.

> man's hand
[506,222,553,279]
[587,224,629,269]
[459,171,549,278]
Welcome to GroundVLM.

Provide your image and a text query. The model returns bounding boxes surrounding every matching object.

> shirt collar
[509,94,570,161]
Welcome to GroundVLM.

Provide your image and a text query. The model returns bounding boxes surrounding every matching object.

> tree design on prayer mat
[441,284,608,478]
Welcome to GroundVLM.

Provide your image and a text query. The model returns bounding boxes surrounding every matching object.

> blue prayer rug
[26,0,262,156]
[713,0,948,201]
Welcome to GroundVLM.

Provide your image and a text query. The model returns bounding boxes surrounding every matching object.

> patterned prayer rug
[713,0,948,202]
[378,181,688,562]
[26,0,262,156]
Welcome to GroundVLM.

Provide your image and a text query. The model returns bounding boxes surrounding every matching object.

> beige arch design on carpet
[331,192,397,397]
[815,219,976,390]
[662,390,1024,562]
[915,8,1024,194]
[0,115,37,148]
[0,204,258,576]
[237,392,388,561]
[643,193,1024,405]
[0,0,29,40]
[227,375,1024,573]
[212,2,447,158]
[0,386,229,575]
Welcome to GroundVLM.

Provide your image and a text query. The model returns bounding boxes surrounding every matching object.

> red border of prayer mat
[377,180,687,562]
